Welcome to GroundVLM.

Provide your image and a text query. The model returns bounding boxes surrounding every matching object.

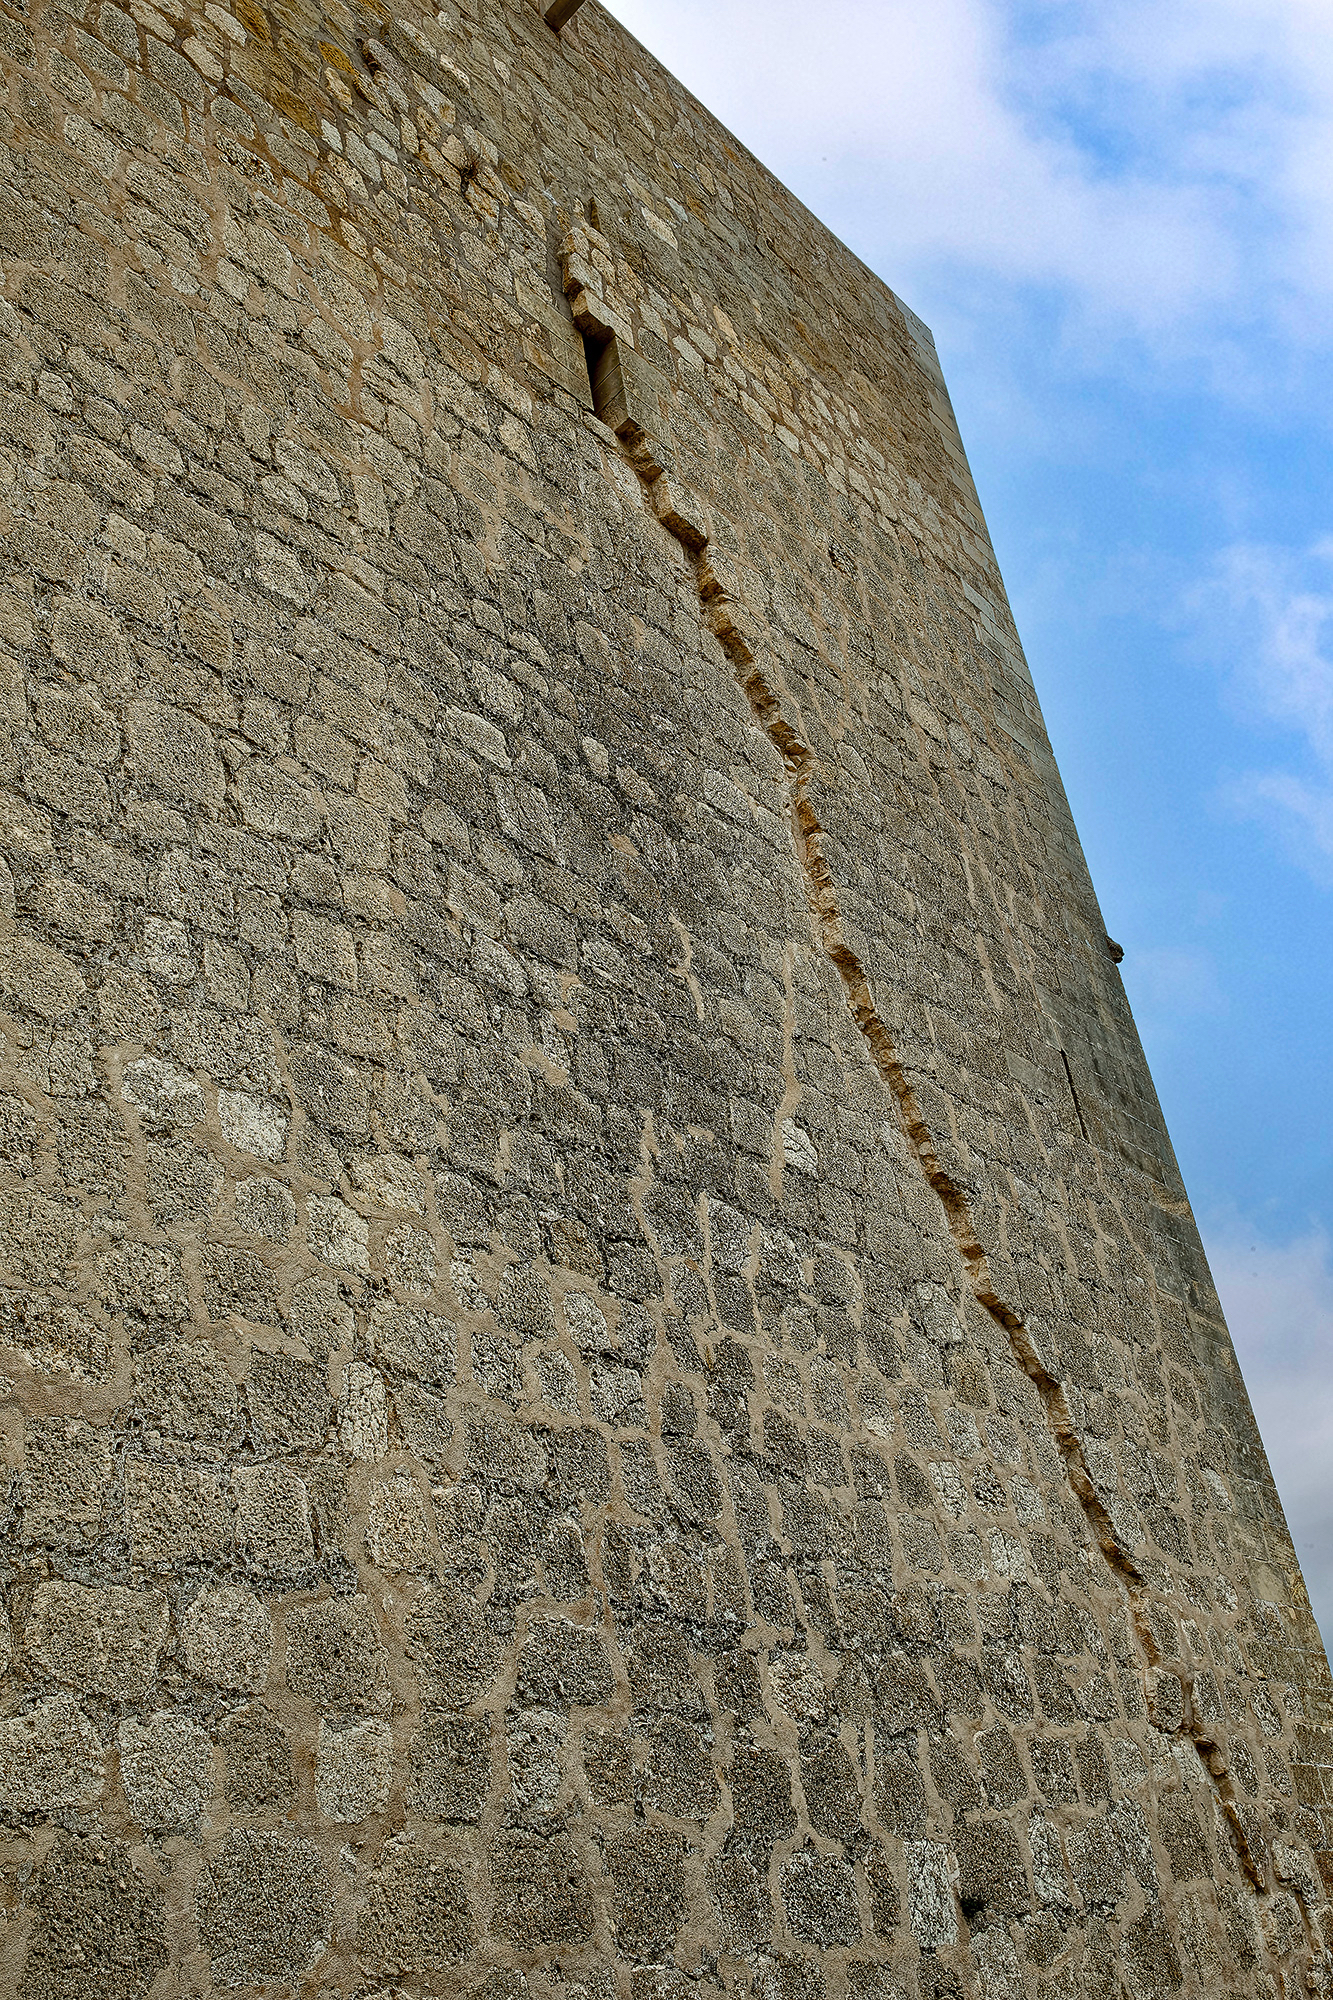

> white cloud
[1204,1220,1333,1650]
[1193,538,1333,882]
[603,0,1333,364]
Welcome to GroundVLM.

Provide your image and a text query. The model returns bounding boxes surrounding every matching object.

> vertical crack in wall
[606,436,1292,1929]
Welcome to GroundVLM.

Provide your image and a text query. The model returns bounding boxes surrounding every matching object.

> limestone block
[707,1850,772,1948]
[21,1414,113,1545]
[0,1693,104,1812]
[218,1087,288,1161]
[780,1849,861,1945]
[406,1584,503,1708]
[309,1194,371,1274]
[118,1710,214,1831]
[125,1460,231,1566]
[369,1301,456,1387]
[606,1825,685,1957]
[245,1350,330,1453]
[220,1703,293,1813]
[338,1359,389,1460]
[124,699,225,810]
[0,923,86,1020]
[286,1594,392,1714]
[195,1830,332,1986]
[140,917,196,986]
[316,1716,394,1822]
[365,1470,436,1572]
[97,966,160,1043]
[182,1583,273,1692]
[382,1222,437,1294]
[19,1837,166,2000]
[233,1174,296,1242]
[358,1833,475,1970]
[133,1340,241,1459]
[515,1618,615,1708]
[906,1838,958,1948]
[27,1580,167,1700]
[408,1711,491,1821]
[1146,1666,1187,1734]
[393,1384,454,1457]
[0,1184,80,1287]
[120,1055,206,1130]
[489,1826,594,1949]
[288,1274,354,1357]
[233,1461,314,1582]
[0,1293,113,1381]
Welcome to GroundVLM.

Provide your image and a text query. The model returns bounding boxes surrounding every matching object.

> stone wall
[0,0,1329,1995]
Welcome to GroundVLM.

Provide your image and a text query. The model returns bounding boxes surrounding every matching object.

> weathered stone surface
[358,1834,475,1970]
[219,1703,293,1814]
[20,1415,113,1545]
[195,1830,331,1985]
[0,0,1327,1993]
[488,1828,593,1948]
[316,1716,394,1821]
[181,1583,272,1692]
[118,1710,214,1831]
[26,1581,167,1700]
[0,1695,104,1815]
[19,1837,165,2000]
[406,1712,491,1821]
[285,1593,391,1713]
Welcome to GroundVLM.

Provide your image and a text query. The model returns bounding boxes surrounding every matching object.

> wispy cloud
[1204,1218,1333,1649]
[604,0,1333,368]
[1194,538,1333,883]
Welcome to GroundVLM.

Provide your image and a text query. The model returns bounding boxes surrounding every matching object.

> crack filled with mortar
[712,596,1280,1899]
[612,462,1287,1913]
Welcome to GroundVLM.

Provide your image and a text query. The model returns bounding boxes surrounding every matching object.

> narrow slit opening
[1060,1049,1090,1143]
[582,329,617,424]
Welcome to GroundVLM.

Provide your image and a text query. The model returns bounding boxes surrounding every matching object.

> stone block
[125,1459,230,1566]
[359,1833,475,1970]
[233,1461,315,1582]
[316,1715,394,1821]
[18,1837,166,2000]
[118,1710,214,1831]
[407,1712,491,1822]
[220,1702,293,1814]
[196,1830,332,1986]
[286,1593,391,1714]
[0,1694,104,1812]
[182,1583,273,1692]
[21,1414,113,1545]
[27,1580,167,1700]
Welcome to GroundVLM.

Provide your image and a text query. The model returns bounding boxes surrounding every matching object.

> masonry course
[0,0,1329,1994]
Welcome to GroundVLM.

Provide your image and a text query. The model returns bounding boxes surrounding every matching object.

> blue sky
[603,0,1333,1644]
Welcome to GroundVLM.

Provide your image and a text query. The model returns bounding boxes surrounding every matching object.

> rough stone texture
[0,0,1329,1995]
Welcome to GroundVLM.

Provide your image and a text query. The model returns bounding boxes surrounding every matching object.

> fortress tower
[0,1,1329,1995]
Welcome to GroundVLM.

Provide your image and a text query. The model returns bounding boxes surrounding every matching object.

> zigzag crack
[613,429,1288,1917]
